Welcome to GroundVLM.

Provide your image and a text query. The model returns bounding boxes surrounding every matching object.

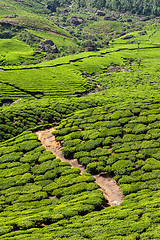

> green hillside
[0,0,68,34]
[0,131,103,237]
[1,0,160,239]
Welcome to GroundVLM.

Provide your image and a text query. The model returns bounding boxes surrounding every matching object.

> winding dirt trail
[36,128,124,206]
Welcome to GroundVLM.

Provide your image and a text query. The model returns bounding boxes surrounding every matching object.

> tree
[47,0,60,12]
[94,0,106,9]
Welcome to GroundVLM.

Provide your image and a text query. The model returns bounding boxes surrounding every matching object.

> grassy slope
[1,25,160,104]
[0,37,45,66]
[0,0,70,35]
[26,29,76,50]
[0,0,77,71]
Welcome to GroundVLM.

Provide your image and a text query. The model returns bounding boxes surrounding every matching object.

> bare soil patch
[36,128,124,206]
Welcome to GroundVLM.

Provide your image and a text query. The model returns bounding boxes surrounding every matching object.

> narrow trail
[36,128,124,206]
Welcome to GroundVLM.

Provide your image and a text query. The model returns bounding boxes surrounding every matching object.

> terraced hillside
[0,131,104,237]
[1,1,160,239]
[2,99,160,239]
[0,23,160,103]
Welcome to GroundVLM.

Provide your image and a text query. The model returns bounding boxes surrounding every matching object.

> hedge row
[0,131,104,236]
[0,97,109,142]
[53,100,160,196]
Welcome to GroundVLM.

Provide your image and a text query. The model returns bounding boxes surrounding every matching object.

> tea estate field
[1,21,160,239]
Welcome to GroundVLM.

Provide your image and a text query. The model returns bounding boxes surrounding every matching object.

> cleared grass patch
[0,37,44,66]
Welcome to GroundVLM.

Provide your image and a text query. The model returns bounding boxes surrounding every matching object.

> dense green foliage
[0,97,107,141]
[106,0,160,15]
[45,0,160,16]
[54,100,160,192]
[2,98,160,238]
[0,132,103,237]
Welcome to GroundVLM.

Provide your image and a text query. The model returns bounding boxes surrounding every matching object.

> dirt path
[36,128,124,206]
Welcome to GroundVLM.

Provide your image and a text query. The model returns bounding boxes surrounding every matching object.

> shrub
[57,127,72,136]
[18,140,42,152]
[147,129,160,139]
[0,225,13,236]
[121,182,142,195]
[79,157,93,166]
[132,124,147,134]
[142,158,160,171]
[62,146,76,158]
[16,219,35,230]
[129,219,151,233]
[110,110,123,120]
[64,132,82,141]
[38,152,56,163]
[76,138,104,152]
[90,147,111,157]
[118,117,131,125]
[63,139,81,147]
[107,154,120,164]
[35,179,53,187]
[31,160,59,175]
[16,173,33,185]
[52,182,97,197]
[26,146,45,155]
[132,108,141,115]
[74,151,90,159]
[1,163,30,178]
[99,127,122,137]
[0,176,21,190]
[88,131,100,140]
[122,134,145,142]
[135,116,149,124]
[153,151,160,160]
[82,130,97,140]
[43,169,58,180]
[148,114,157,123]
[147,121,160,130]
[60,167,80,176]
[112,160,135,175]
[118,175,133,184]
[20,152,41,165]
[86,162,98,174]
[0,152,23,164]
[102,136,114,145]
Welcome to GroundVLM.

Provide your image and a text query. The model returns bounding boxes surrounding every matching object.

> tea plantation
[0,131,104,238]
[1,99,160,238]
[1,0,160,239]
